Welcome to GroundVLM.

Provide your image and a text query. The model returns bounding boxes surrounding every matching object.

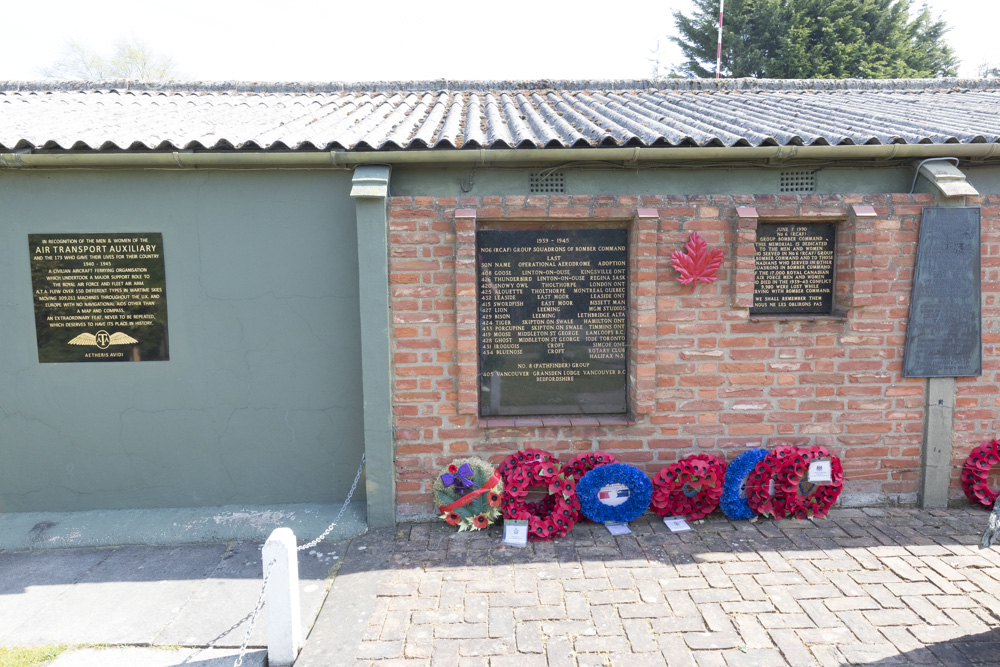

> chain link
[298,452,366,552]
[233,558,275,667]
[228,452,366,667]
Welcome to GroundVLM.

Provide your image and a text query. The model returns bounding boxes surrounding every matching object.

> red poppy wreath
[650,453,725,520]
[772,446,844,519]
[962,439,1000,508]
[500,449,578,541]
[561,451,618,522]
[745,445,800,519]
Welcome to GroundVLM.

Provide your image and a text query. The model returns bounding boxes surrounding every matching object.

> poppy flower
[488,491,501,507]
[447,464,458,474]
[445,512,462,526]
[472,514,489,530]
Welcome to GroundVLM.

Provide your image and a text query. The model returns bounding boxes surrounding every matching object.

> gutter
[1,142,999,169]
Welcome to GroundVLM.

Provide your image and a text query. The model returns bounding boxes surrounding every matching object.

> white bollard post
[262,527,302,667]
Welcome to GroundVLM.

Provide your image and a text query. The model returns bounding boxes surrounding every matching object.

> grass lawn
[0,646,67,667]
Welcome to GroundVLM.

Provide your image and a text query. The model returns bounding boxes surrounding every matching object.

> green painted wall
[390,164,921,197]
[0,169,365,512]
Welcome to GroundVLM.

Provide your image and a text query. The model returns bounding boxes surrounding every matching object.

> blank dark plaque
[29,233,169,363]
[903,207,981,378]
[477,228,628,416]
[752,222,836,314]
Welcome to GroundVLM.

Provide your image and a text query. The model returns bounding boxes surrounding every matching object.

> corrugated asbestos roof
[1,78,999,153]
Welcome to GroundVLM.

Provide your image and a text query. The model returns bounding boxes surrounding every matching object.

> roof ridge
[3,78,1000,94]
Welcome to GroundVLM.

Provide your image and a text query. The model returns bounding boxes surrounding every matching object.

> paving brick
[883,581,945,597]
[545,636,574,667]
[458,637,512,657]
[514,620,543,653]
[798,599,841,628]
[879,626,940,664]
[823,596,881,612]
[487,607,513,638]
[880,556,927,581]
[862,608,922,626]
[513,605,566,621]
[733,615,773,649]
[488,655,547,667]
[435,623,489,639]
[574,635,633,653]
[721,647,788,666]
[588,589,640,605]
[591,605,624,635]
[768,628,814,665]
[837,610,885,643]
[756,614,815,629]
[657,633,698,667]
[622,617,658,652]
[650,616,708,633]
[721,600,774,614]
[838,643,910,665]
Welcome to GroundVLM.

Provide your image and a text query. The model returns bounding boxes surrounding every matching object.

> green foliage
[0,645,67,667]
[41,38,177,81]
[670,0,958,79]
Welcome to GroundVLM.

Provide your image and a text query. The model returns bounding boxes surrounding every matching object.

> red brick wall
[389,193,999,520]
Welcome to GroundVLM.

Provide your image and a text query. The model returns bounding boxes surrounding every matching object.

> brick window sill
[479,415,635,429]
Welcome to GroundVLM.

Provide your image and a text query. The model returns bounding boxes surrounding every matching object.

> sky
[3,0,996,83]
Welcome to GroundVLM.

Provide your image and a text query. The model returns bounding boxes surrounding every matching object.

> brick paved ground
[298,508,1000,666]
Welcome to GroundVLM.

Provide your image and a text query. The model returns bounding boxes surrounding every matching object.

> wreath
[650,453,725,520]
[562,451,618,521]
[500,449,578,541]
[962,439,1000,508]
[433,457,503,531]
[576,463,652,524]
[720,448,770,520]
[774,446,844,519]
[745,446,800,519]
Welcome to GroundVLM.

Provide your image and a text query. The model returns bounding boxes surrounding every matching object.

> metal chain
[229,452,366,667]
[233,558,275,667]
[298,452,366,552]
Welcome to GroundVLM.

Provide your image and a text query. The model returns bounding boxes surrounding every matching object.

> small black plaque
[903,207,981,378]
[29,233,169,363]
[477,229,628,416]
[752,223,836,314]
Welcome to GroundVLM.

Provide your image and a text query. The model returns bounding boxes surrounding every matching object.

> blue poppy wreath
[576,463,653,524]
[562,451,619,522]
[720,448,770,520]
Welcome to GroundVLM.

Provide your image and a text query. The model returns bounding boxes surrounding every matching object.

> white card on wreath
[808,458,833,484]
[663,516,692,532]
[502,519,528,547]
[605,521,632,535]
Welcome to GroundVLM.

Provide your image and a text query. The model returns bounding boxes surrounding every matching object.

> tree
[670,0,958,79]
[41,38,178,81]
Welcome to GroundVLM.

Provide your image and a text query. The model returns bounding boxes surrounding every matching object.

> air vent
[779,170,816,193]
[529,172,565,194]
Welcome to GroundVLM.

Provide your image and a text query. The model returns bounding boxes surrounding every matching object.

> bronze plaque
[752,222,836,314]
[29,233,169,363]
[903,207,981,377]
[477,228,628,416]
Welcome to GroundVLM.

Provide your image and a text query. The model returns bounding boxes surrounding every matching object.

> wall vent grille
[779,170,816,193]
[529,172,565,194]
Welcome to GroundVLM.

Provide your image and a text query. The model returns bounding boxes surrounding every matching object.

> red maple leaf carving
[670,231,724,292]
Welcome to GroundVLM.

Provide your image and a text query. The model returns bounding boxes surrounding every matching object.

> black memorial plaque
[903,207,981,378]
[29,233,169,363]
[752,222,836,314]
[478,228,628,416]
